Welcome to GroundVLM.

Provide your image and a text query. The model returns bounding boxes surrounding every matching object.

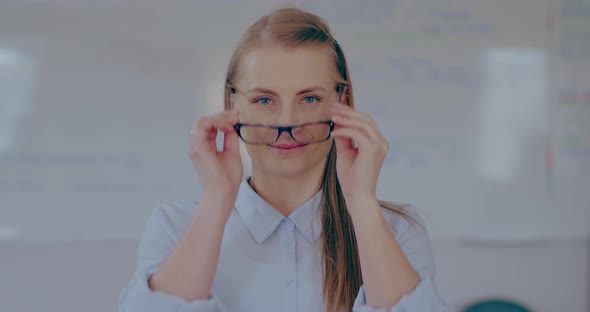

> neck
[249,162,325,217]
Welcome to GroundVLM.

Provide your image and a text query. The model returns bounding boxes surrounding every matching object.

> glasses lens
[292,123,331,143]
[239,122,332,144]
[239,125,278,144]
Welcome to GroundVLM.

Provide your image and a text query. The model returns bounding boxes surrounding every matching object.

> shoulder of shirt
[150,199,200,240]
[148,198,427,241]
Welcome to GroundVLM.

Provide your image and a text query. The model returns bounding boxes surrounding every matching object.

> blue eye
[256,97,272,105]
[303,96,319,104]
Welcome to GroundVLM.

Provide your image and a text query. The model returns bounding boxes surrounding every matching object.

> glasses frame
[233,120,335,145]
[226,82,348,145]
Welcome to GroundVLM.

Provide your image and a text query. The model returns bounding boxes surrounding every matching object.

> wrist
[345,193,378,209]
[345,195,381,222]
[198,192,237,222]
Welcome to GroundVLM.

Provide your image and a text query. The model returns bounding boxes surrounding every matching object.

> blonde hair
[224,7,415,312]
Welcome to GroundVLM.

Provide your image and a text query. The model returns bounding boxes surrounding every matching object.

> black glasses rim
[234,120,334,129]
[234,120,335,145]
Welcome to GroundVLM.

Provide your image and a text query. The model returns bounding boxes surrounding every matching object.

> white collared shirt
[119,178,454,312]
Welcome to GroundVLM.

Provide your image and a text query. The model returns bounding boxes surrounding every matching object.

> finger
[192,124,217,154]
[333,108,388,152]
[333,126,389,160]
[332,103,380,131]
[331,113,381,144]
[332,106,384,142]
[331,127,372,151]
[214,110,240,127]
[220,108,239,118]
[333,136,355,165]
[191,115,238,154]
[331,126,356,166]
[194,114,237,136]
[332,123,354,150]
[222,111,240,130]
[222,126,240,153]
[219,110,240,153]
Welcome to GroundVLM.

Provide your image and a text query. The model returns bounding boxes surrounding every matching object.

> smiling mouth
[270,144,307,149]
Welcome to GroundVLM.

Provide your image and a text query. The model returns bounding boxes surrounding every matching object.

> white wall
[1,240,588,312]
[2,0,589,243]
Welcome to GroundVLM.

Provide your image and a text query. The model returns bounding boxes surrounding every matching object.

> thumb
[334,138,355,177]
[334,135,354,161]
[222,128,240,154]
[222,110,240,153]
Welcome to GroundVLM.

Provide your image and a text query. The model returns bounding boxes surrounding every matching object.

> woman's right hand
[189,109,243,217]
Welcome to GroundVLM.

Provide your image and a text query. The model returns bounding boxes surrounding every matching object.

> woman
[119,7,453,312]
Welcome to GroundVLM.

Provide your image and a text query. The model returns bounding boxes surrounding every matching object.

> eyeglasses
[234,120,335,145]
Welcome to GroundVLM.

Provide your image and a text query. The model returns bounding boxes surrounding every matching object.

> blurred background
[0,0,589,311]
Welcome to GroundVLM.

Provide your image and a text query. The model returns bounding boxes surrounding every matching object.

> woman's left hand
[331,102,388,204]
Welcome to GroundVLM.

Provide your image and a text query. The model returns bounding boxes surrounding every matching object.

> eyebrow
[246,86,327,96]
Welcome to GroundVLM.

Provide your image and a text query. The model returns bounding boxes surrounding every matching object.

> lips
[271,144,307,149]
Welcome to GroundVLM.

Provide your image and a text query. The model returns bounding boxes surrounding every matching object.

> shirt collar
[234,178,323,245]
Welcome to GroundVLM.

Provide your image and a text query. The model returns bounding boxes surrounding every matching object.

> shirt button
[284,238,293,247]
[286,278,295,286]
[284,219,295,231]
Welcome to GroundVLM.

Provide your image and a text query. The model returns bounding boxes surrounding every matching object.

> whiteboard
[0,0,588,241]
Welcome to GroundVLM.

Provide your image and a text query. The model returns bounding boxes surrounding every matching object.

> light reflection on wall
[478,49,548,181]
[0,49,37,154]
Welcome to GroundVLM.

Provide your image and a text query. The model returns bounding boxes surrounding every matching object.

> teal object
[463,299,531,312]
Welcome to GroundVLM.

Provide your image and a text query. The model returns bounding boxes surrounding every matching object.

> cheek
[302,140,333,160]
[244,144,275,163]
[245,144,263,158]
[317,103,334,115]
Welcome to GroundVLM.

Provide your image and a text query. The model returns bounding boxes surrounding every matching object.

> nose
[274,106,298,142]
[276,104,298,125]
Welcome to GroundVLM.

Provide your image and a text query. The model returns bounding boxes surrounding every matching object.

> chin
[252,154,322,178]
[265,158,311,177]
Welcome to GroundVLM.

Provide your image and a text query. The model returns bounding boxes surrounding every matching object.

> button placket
[282,218,297,312]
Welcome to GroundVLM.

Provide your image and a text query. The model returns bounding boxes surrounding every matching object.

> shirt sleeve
[352,207,455,312]
[118,202,226,312]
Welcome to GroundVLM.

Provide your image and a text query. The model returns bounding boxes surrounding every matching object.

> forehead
[235,45,336,92]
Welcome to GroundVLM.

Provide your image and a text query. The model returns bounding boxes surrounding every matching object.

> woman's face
[231,45,344,177]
